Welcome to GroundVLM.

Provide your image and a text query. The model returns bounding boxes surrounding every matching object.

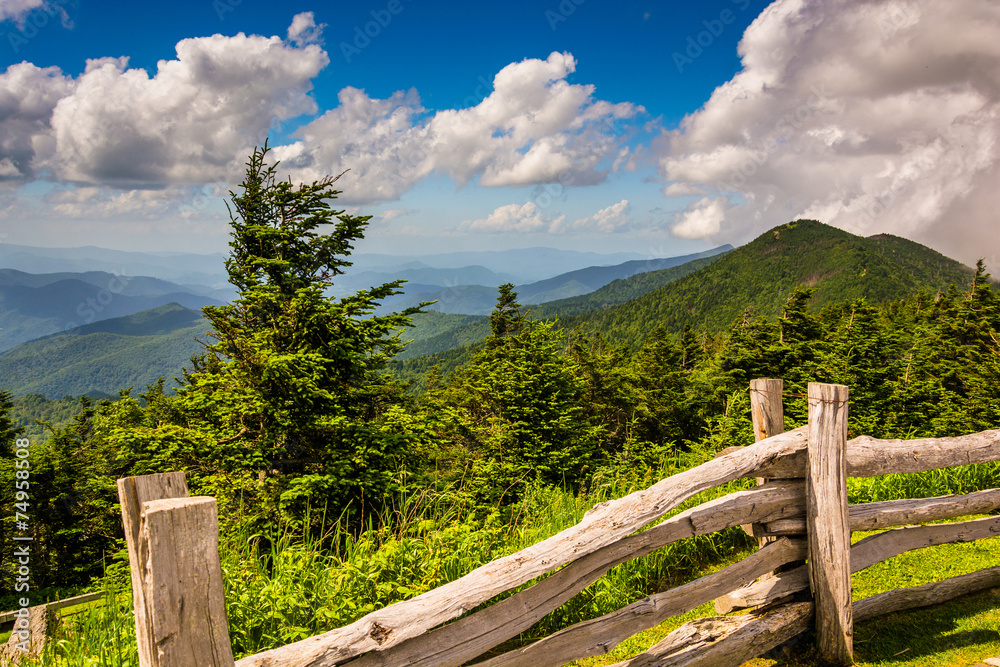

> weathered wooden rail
[117,380,1000,667]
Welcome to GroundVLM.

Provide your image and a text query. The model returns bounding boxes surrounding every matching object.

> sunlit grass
[23,461,1000,666]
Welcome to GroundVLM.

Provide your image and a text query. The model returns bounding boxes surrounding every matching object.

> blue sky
[1,0,999,265]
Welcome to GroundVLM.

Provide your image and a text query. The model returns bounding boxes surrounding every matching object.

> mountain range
[0,303,209,398]
[389,220,979,386]
[0,221,981,398]
[0,243,708,396]
[0,269,226,352]
[373,245,733,315]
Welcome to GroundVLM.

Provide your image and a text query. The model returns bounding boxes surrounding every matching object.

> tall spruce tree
[170,144,426,521]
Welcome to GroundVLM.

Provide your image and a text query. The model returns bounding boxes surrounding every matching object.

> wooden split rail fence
[117,380,1000,667]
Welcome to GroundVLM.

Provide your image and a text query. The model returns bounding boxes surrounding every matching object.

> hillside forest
[2,147,1000,658]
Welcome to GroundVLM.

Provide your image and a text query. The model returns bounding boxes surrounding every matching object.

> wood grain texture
[342,482,806,667]
[717,515,1000,613]
[749,379,785,548]
[854,567,1000,622]
[605,602,813,667]
[236,428,809,667]
[750,379,785,443]
[806,383,853,665]
[763,488,1000,536]
[592,569,1000,667]
[0,603,53,660]
[752,429,1000,480]
[237,425,1000,667]
[117,472,189,667]
[477,538,806,667]
[140,496,234,667]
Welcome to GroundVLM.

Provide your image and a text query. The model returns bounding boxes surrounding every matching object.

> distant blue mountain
[0,270,224,352]
[517,245,734,303]
[379,245,734,315]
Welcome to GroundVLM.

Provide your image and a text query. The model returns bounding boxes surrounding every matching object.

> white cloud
[463,199,634,235]
[460,202,564,234]
[0,0,44,23]
[658,0,1000,262]
[276,52,643,203]
[551,199,632,233]
[1,0,72,32]
[379,208,415,221]
[663,182,707,197]
[48,31,328,186]
[0,20,328,188]
[0,62,74,180]
[44,183,226,221]
[671,197,728,239]
[287,11,325,47]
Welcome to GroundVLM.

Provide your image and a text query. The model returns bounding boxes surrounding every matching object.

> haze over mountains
[0,222,982,398]
[0,243,718,397]
[0,269,225,352]
[390,220,980,385]
[378,246,734,315]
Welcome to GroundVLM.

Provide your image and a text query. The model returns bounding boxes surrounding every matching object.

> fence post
[806,383,853,665]
[750,378,784,548]
[118,473,234,667]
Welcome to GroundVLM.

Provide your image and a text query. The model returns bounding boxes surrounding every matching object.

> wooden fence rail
[116,381,1000,667]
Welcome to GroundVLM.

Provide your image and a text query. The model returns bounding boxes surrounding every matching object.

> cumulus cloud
[0,0,45,23]
[672,196,728,239]
[287,11,325,47]
[0,19,328,187]
[463,199,635,235]
[658,0,1000,263]
[2,43,640,214]
[460,202,564,234]
[0,62,74,180]
[43,183,229,222]
[551,199,632,233]
[275,52,643,202]
[49,33,328,186]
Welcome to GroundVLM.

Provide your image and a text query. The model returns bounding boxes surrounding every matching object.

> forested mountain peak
[555,219,976,348]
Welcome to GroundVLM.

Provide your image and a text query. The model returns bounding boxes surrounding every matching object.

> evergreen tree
[489,283,526,340]
[144,144,428,523]
[434,292,601,505]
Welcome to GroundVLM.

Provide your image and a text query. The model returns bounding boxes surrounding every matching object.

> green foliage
[12,205,1000,667]
[389,252,726,375]
[144,144,427,528]
[423,288,603,505]
[557,219,975,350]
[0,320,208,398]
[8,394,83,442]
[393,311,488,361]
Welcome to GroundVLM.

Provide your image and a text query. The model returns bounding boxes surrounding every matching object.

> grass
[18,461,1000,666]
